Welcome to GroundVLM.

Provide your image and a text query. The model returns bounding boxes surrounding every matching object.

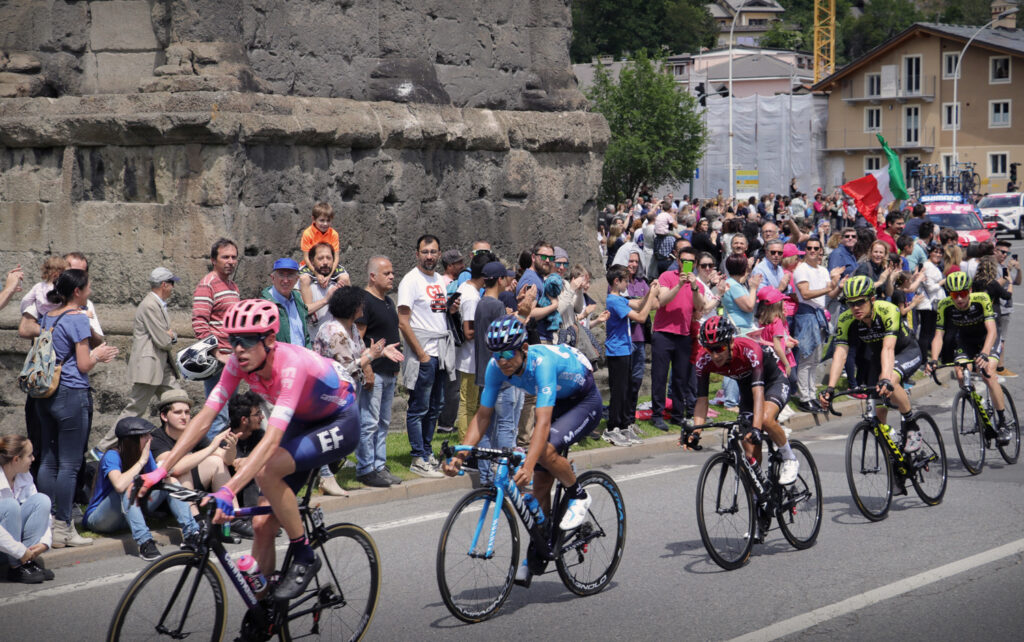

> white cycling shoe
[559,494,592,530]
[778,458,800,485]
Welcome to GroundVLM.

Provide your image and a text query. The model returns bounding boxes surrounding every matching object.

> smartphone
[1014,254,1019,260]
[680,259,695,274]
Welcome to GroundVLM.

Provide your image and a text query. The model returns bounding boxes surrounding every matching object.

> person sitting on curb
[82,417,200,561]
[1,434,54,584]
[225,391,267,538]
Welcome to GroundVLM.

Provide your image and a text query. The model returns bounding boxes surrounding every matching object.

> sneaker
[138,539,161,561]
[437,425,457,434]
[6,563,45,584]
[777,405,796,423]
[410,457,444,478]
[778,459,800,485]
[382,466,403,485]
[602,428,631,447]
[357,469,392,488]
[651,418,670,432]
[514,560,532,587]
[428,454,443,469]
[318,474,349,497]
[25,560,54,581]
[559,493,593,530]
[274,554,322,601]
[795,399,822,413]
[624,424,642,444]
[903,430,923,453]
[850,392,868,399]
[230,518,254,540]
[998,367,1018,378]
[996,419,1014,446]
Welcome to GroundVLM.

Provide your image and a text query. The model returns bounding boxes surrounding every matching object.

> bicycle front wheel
[909,412,947,505]
[107,550,226,642]
[774,441,822,550]
[436,488,519,623]
[952,390,985,475]
[996,385,1020,464]
[555,471,626,596]
[696,453,754,570]
[845,421,893,521]
[281,523,381,642]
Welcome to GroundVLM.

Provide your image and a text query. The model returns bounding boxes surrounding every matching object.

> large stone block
[90,1,160,52]
[94,51,156,93]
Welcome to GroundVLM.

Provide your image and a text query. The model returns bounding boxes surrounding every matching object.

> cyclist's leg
[251,496,279,582]
[537,380,603,515]
[887,343,922,416]
[761,374,791,451]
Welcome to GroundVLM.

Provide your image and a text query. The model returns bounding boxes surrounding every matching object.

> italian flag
[841,134,909,228]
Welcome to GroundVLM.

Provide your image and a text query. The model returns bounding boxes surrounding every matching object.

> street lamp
[951,6,1019,168]
[728,0,755,200]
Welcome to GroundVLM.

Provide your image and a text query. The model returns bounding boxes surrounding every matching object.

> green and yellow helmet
[842,275,875,302]
[944,271,971,293]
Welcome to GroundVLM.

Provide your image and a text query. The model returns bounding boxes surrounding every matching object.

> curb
[39,378,944,570]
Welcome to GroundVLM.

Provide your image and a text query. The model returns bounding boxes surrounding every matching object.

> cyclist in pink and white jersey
[139,299,369,601]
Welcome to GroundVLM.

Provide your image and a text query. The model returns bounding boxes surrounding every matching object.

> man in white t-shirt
[792,238,844,411]
[453,252,492,441]
[397,234,459,477]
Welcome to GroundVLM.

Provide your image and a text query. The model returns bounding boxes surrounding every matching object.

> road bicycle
[435,441,625,623]
[107,469,380,641]
[932,359,1020,474]
[694,417,822,571]
[827,386,947,521]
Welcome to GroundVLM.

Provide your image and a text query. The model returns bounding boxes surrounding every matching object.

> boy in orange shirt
[300,202,341,274]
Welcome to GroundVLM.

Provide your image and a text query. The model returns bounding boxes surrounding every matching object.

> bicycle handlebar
[928,359,990,386]
[820,386,878,416]
[439,440,524,476]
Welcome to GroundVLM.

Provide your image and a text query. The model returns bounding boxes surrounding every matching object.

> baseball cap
[157,388,192,410]
[149,267,180,284]
[114,416,157,439]
[756,287,788,305]
[272,257,300,272]
[482,261,508,279]
[782,243,805,258]
[441,249,464,267]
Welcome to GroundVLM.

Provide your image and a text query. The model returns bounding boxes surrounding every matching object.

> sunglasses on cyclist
[706,343,729,354]
[950,289,970,299]
[494,349,519,361]
[846,298,871,308]
[229,334,266,349]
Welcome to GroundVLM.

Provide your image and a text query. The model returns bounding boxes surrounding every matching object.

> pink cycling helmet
[223,299,280,335]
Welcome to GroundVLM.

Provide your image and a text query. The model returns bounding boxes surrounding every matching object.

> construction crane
[813,0,836,82]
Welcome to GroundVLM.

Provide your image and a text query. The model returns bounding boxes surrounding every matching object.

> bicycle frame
[934,360,995,435]
[828,387,910,477]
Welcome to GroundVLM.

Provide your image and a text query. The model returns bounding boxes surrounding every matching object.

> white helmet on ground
[175,336,221,381]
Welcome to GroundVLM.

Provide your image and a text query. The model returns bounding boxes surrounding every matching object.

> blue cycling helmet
[485,314,527,352]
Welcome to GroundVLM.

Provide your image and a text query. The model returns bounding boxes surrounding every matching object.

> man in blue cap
[261,258,312,349]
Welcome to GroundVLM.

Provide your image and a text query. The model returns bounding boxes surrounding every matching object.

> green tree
[587,51,707,202]
[570,0,716,63]
[841,0,922,61]
[760,20,806,50]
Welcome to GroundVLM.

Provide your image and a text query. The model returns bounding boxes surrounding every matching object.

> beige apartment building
[813,17,1024,192]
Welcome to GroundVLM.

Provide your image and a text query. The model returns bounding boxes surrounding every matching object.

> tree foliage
[760,20,806,50]
[587,51,707,202]
[571,0,717,63]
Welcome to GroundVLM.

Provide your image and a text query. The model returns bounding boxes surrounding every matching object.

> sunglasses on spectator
[494,349,519,361]
[806,246,822,252]
[843,234,857,239]
[555,261,569,267]
[472,249,490,256]
[229,334,266,349]
[768,250,784,256]
[996,249,1009,254]
[699,262,715,269]
[535,254,554,262]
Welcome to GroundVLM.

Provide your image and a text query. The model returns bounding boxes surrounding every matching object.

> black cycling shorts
[942,330,1003,362]
[861,342,923,386]
[278,405,360,493]
[547,374,603,452]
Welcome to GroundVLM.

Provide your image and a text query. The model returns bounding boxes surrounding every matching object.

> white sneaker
[903,430,923,453]
[602,428,631,447]
[515,561,530,582]
[559,493,592,530]
[624,424,642,444]
[777,405,796,424]
[428,454,442,470]
[778,458,800,485]
[410,457,444,478]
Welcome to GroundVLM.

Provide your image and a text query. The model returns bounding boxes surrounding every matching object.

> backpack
[18,311,70,398]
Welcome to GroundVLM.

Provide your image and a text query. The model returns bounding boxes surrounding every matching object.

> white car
[979,192,1024,239]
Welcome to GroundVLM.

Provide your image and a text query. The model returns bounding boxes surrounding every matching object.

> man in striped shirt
[192,238,240,438]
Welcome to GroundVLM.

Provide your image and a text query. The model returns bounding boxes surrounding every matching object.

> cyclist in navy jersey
[442,314,602,582]
[691,316,800,484]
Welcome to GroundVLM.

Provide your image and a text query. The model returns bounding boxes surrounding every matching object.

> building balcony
[841,75,936,104]
[821,126,936,153]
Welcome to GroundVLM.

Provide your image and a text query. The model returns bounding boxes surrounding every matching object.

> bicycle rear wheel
[995,385,1020,464]
[845,421,893,521]
[951,390,985,475]
[436,488,519,623]
[281,523,380,642]
[909,412,947,505]
[696,453,754,570]
[107,550,226,642]
[555,471,626,596]
[773,441,822,550]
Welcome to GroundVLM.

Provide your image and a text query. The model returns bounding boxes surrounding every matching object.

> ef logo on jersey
[317,426,346,453]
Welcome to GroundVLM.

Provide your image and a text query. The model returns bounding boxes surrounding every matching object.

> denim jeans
[0,494,51,565]
[478,384,523,485]
[406,357,446,460]
[720,377,740,407]
[84,488,197,546]
[626,341,646,422]
[203,373,230,442]
[35,385,91,523]
[357,372,396,477]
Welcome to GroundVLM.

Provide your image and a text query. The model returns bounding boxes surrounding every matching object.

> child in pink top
[756,287,796,379]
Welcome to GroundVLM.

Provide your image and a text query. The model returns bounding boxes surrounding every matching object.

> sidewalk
[37,376,942,570]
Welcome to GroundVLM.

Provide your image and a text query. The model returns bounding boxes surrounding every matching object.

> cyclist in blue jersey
[442,314,602,582]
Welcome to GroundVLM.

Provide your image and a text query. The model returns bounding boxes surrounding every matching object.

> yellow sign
[735,170,759,193]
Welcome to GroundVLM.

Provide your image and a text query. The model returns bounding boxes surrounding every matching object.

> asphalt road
[3,235,1023,641]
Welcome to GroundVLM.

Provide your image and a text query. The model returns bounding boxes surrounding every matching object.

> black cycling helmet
[485,314,527,352]
[699,315,737,348]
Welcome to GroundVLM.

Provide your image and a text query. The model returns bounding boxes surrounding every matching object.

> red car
[924,202,992,246]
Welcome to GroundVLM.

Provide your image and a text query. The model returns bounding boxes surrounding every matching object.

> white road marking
[807,435,846,441]
[0,571,140,607]
[365,511,450,532]
[729,537,1024,642]
[616,464,697,482]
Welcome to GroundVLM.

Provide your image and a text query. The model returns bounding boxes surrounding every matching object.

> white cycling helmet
[175,336,221,381]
